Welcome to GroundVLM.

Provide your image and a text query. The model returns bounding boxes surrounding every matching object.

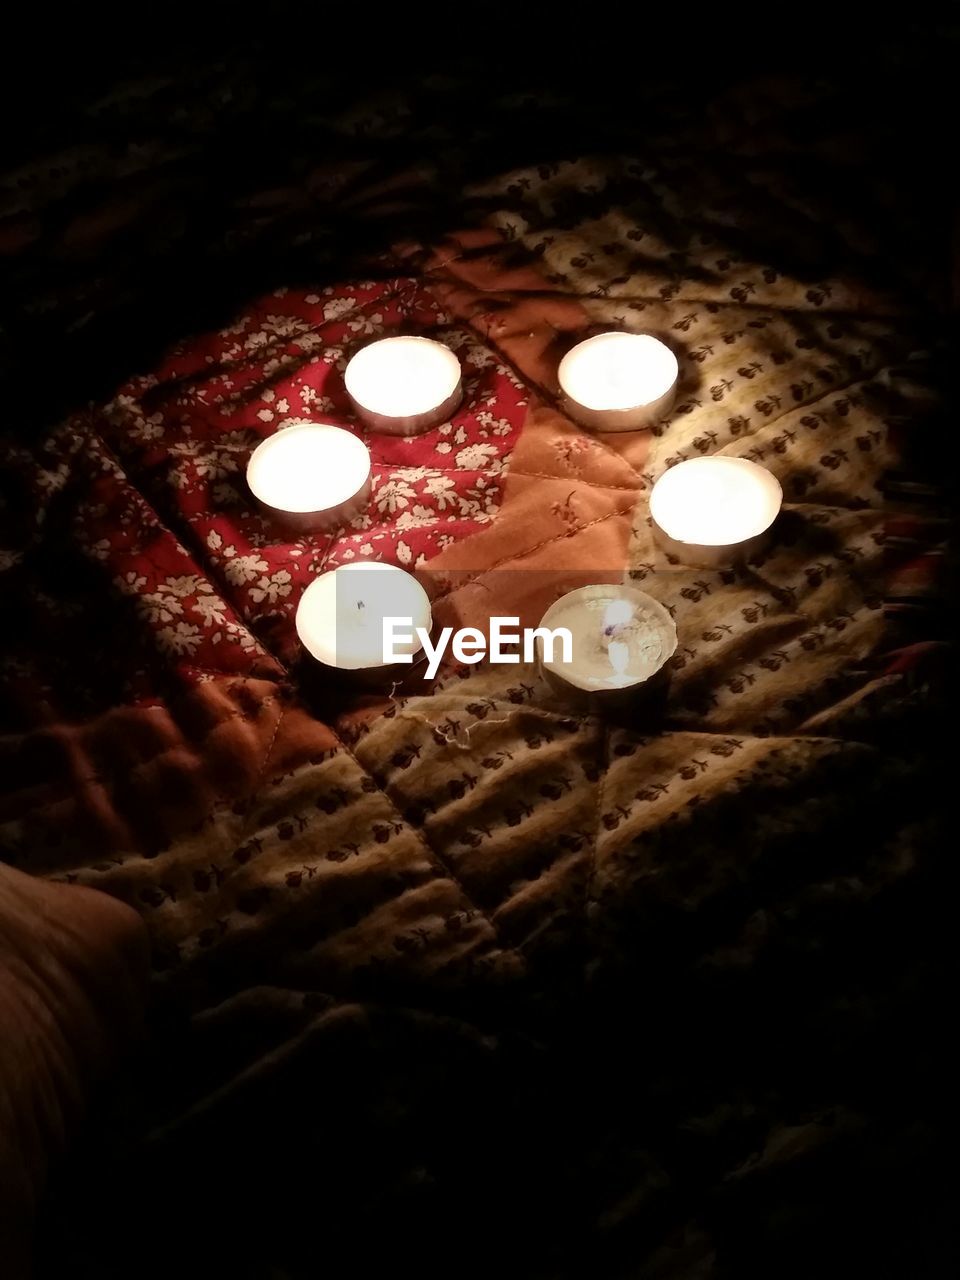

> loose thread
[384,680,513,751]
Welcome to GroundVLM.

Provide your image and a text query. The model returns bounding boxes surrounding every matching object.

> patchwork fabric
[1,76,948,1280]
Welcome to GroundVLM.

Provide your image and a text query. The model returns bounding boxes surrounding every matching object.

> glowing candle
[537,584,677,708]
[558,332,678,432]
[344,336,463,436]
[296,561,432,673]
[650,456,783,568]
[607,638,630,678]
[246,423,371,533]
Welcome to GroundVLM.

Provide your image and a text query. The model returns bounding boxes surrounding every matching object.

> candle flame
[602,598,634,632]
[608,639,629,677]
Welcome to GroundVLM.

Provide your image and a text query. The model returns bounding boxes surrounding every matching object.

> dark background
[1,18,957,430]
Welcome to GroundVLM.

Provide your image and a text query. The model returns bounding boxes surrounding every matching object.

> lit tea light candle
[650,456,783,568]
[537,583,677,709]
[558,332,679,432]
[247,423,371,534]
[344,335,463,436]
[296,561,432,674]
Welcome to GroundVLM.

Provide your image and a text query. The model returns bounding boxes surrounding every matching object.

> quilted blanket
[1,69,949,1279]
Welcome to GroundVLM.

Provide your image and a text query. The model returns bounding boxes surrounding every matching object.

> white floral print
[250,569,292,604]
[323,297,357,322]
[157,621,202,656]
[455,442,499,470]
[375,479,416,514]
[224,554,269,586]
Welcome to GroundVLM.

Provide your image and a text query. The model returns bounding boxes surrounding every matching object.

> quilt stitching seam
[429,501,638,604]
[330,727,521,966]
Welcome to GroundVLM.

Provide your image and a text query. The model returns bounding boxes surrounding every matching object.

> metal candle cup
[558,332,678,433]
[537,583,677,713]
[345,336,463,436]
[650,456,783,568]
[246,423,371,534]
[296,561,432,687]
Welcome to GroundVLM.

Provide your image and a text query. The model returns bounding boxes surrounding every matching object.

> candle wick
[357,600,365,610]
[604,621,630,639]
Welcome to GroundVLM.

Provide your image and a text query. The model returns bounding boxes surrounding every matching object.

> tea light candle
[558,332,679,432]
[345,336,463,436]
[247,423,371,534]
[537,583,677,709]
[296,561,432,673]
[650,456,783,568]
